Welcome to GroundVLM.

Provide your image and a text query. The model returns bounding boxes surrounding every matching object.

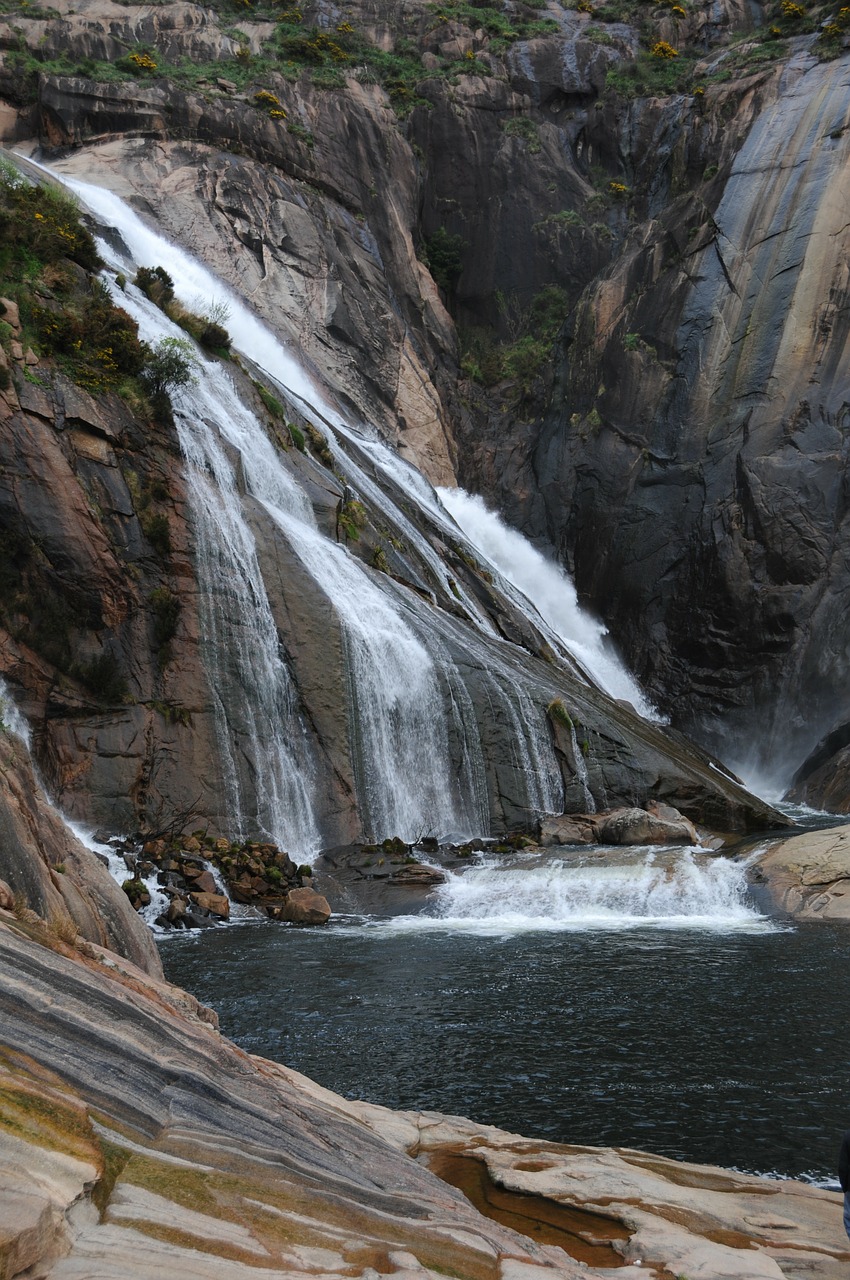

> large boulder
[540,805,699,847]
[281,886,331,925]
[596,806,699,846]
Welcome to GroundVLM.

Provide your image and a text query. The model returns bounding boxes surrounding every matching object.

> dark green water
[160,916,849,1183]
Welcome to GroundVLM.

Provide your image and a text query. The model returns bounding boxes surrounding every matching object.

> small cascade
[569,723,596,813]
[388,851,773,934]
[0,679,31,747]
[66,821,172,930]
[109,281,321,856]
[436,487,660,720]
[326,429,498,635]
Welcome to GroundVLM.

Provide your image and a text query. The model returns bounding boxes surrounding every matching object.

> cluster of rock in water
[112,804,734,932]
[117,833,331,928]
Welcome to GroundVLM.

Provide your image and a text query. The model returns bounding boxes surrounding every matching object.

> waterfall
[437,487,660,720]
[58,176,479,845]
[378,852,773,935]
[569,722,596,813]
[34,165,658,849]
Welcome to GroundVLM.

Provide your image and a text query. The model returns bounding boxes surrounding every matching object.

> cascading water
[384,850,774,935]
[0,678,30,747]
[0,678,176,925]
[61,175,479,844]
[569,722,596,813]
[100,279,321,855]
[437,487,660,719]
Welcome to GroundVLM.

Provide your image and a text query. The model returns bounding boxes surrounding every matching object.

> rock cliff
[1,0,845,802]
[0,146,786,850]
[0,724,161,972]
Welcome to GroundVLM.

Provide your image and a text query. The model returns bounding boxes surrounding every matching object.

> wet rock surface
[541,803,699,847]
[0,733,161,974]
[116,831,330,927]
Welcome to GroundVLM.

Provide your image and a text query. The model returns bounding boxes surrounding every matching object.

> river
[159,843,848,1185]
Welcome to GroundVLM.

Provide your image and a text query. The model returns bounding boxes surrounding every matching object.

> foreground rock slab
[751,825,850,919]
[0,912,846,1280]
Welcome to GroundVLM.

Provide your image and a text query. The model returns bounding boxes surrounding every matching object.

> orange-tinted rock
[281,887,331,926]
[189,891,230,919]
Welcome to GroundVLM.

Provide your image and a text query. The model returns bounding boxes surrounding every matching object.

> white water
[52,172,346,432]
[63,184,477,845]
[437,487,659,719]
[65,820,168,931]
[36,164,684,850]
[374,851,775,936]
[0,678,31,747]
[569,721,595,813]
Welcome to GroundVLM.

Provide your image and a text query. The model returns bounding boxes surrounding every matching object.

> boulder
[281,887,331,925]
[388,864,446,886]
[595,807,698,846]
[189,869,218,895]
[189,891,230,919]
[539,815,596,846]
[0,878,13,910]
[166,896,187,923]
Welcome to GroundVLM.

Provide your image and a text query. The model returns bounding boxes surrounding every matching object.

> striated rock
[526,55,850,798]
[750,826,850,919]
[281,886,331,925]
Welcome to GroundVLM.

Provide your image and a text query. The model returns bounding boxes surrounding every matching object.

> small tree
[140,337,196,405]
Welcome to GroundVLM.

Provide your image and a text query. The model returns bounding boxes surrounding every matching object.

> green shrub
[338,499,368,541]
[501,116,541,152]
[423,227,466,293]
[547,699,573,729]
[139,337,196,404]
[150,587,180,646]
[134,265,175,307]
[74,652,127,702]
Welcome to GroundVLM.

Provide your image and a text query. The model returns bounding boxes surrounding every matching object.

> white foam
[348,852,777,936]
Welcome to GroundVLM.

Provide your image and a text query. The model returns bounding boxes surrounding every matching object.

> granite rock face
[0,0,836,833]
[0,159,786,849]
[529,54,850,788]
[0,730,162,974]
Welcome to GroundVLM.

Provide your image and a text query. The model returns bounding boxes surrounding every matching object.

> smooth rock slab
[751,826,850,919]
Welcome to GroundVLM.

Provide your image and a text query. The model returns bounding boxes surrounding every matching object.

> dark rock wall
[2,0,847,810]
[533,54,850,784]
